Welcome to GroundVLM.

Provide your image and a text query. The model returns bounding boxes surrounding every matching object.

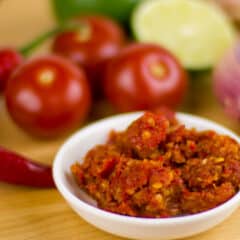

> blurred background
[0,0,239,142]
[0,1,240,240]
[0,0,55,54]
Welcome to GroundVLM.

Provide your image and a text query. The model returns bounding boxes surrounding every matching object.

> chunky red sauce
[72,112,240,218]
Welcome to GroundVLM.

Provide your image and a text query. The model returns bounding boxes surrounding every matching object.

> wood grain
[0,1,239,239]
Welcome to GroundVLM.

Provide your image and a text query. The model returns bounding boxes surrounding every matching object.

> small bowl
[53,112,240,240]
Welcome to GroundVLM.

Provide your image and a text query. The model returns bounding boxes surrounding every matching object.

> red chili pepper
[0,146,55,188]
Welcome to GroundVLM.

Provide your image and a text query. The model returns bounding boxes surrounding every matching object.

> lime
[52,0,139,25]
[132,0,236,70]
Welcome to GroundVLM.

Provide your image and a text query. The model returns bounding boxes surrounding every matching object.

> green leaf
[52,0,140,25]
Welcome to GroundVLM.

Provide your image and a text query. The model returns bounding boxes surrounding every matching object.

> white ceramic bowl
[53,112,240,240]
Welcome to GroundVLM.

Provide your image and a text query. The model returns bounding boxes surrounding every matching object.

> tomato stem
[20,22,80,56]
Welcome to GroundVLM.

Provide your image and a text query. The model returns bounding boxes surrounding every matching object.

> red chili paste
[72,112,240,218]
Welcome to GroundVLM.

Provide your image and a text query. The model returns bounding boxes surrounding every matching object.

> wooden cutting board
[0,1,239,239]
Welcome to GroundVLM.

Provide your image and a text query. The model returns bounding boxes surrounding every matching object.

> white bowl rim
[53,112,240,225]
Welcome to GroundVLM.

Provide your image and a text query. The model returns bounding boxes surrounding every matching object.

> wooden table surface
[0,1,239,239]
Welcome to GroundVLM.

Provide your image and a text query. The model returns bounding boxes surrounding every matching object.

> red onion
[213,41,240,120]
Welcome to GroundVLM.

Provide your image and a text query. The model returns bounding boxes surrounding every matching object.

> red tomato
[5,55,91,137]
[0,48,22,92]
[103,43,188,112]
[52,15,126,96]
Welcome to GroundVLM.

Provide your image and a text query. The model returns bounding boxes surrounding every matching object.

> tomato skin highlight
[52,15,126,97]
[103,43,188,112]
[5,55,91,137]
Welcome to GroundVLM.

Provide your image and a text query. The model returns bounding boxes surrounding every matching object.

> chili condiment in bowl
[53,112,240,240]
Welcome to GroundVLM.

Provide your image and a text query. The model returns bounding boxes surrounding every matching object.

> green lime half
[132,0,236,70]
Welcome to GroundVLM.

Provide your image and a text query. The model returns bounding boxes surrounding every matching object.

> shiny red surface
[0,146,55,188]
[103,43,188,112]
[5,55,91,137]
[52,15,125,96]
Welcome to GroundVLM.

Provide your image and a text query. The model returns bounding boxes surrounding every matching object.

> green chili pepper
[52,0,140,25]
